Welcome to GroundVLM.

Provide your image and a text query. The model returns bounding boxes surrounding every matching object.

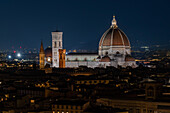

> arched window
[116,51,120,54]
[75,58,78,61]
[59,41,61,47]
[54,42,57,48]
[105,51,108,55]
[147,86,154,96]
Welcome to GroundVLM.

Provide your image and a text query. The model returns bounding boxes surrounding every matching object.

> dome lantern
[99,16,131,56]
[111,16,118,28]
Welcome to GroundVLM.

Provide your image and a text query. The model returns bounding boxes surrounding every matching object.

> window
[148,110,153,113]
[66,105,68,109]
[30,100,35,103]
[52,105,55,108]
[136,109,140,113]
[55,105,57,108]
[143,109,146,113]
[116,51,120,54]
[54,52,57,55]
[59,42,61,47]
[61,105,63,109]
[75,58,78,61]
[147,86,154,96]
[129,108,133,113]
[54,42,57,48]
[105,51,108,55]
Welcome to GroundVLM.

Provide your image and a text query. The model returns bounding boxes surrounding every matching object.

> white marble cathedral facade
[51,16,136,68]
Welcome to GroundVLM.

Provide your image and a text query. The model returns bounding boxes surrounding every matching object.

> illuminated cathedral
[39,16,136,68]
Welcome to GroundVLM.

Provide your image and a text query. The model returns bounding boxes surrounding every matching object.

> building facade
[97,98,170,113]
[40,16,136,68]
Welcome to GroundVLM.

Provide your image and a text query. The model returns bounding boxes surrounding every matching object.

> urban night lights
[0,0,170,113]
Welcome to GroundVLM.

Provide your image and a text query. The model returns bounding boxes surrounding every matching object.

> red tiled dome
[99,27,130,47]
[45,47,52,58]
[99,16,130,47]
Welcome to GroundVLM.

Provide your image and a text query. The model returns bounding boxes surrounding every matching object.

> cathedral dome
[45,47,52,58]
[99,16,130,47]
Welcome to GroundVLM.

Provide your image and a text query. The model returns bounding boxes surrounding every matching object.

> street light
[17,53,21,57]
[8,55,11,59]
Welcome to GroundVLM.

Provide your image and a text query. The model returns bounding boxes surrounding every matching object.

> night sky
[0,0,170,51]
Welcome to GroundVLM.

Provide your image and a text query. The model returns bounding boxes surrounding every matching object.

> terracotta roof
[100,56,111,62]
[99,27,130,47]
[125,55,135,61]
[45,47,52,57]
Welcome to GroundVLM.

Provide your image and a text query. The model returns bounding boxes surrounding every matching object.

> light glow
[8,55,11,59]
[17,53,21,57]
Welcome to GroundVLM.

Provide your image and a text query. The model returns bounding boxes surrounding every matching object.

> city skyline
[0,0,170,50]
[0,1,170,112]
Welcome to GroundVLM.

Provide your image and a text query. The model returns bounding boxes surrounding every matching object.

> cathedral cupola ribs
[99,16,131,56]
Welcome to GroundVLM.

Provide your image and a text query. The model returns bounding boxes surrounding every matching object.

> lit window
[5,94,9,98]
[48,57,51,61]
[31,100,35,103]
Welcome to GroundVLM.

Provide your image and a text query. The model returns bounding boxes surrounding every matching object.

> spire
[40,41,45,54]
[111,16,118,28]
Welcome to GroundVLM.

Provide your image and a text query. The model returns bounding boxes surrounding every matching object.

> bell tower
[39,41,45,69]
[52,31,63,67]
